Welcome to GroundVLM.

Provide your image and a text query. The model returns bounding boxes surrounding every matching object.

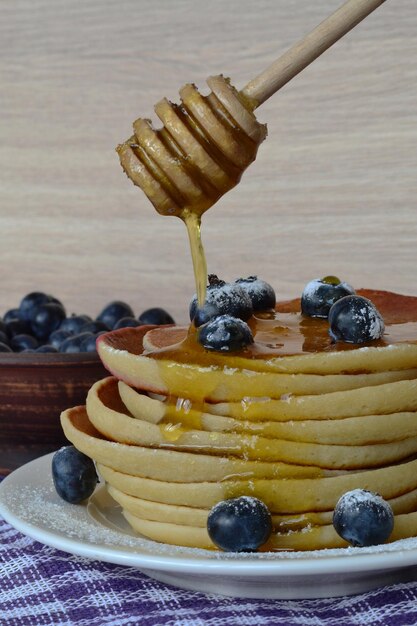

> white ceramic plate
[2,453,417,599]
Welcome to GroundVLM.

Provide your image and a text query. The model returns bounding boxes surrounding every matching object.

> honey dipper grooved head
[116,75,267,218]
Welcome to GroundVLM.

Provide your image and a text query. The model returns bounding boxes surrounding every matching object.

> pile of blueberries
[300,275,385,343]
[191,274,276,352]
[0,292,174,354]
[191,273,385,352]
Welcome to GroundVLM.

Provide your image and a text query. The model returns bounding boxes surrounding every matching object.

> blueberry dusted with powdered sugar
[301,276,355,319]
[207,496,272,552]
[190,274,253,327]
[198,315,253,352]
[235,276,276,311]
[328,295,385,344]
[333,489,394,547]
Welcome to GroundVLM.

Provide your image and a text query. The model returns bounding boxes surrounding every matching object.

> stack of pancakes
[61,289,417,551]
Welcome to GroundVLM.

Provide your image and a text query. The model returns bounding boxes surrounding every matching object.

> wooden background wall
[1,0,416,324]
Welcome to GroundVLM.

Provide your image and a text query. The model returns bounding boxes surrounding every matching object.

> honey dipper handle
[241,0,387,107]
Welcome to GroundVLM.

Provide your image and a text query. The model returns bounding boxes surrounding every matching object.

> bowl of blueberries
[0,291,174,466]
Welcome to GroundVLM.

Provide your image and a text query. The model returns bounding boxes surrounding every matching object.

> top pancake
[96,290,417,402]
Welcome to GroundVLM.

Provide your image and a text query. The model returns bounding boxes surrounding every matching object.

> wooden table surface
[1,0,416,325]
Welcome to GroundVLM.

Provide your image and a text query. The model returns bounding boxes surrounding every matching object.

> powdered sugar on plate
[5,453,417,599]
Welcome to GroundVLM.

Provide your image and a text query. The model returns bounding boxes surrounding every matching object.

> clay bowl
[0,350,108,473]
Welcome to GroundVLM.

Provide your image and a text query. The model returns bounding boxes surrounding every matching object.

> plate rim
[2,452,417,578]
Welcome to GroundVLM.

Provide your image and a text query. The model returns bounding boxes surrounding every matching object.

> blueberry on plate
[301,276,355,318]
[190,274,253,327]
[235,276,276,311]
[52,446,98,504]
[333,489,394,547]
[138,307,175,326]
[97,301,134,329]
[207,496,272,552]
[198,315,254,352]
[29,302,66,340]
[328,295,385,344]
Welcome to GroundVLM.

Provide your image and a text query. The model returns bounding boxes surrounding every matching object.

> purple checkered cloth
[3,513,417,626]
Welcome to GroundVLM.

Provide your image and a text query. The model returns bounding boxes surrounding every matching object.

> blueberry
[52,446,98,504]
[59,332,94,353]
[190,274,253,327]
[113,316,143,330]
[198,315,254,352]
[97,301,134,329]
[79,332,106,353]
[10,333,39,352]
[0,342,12,353]
[235,276,276,311]
[29,302,66,340]
[48,329,72,350]
[329,295,385,344]
[193,302,220,328]
[19,291,53,321]
[6,318,31,338]
[80,320,110,334]
[48,295,64,309]
[36,344,58,353]
[4,308,22,324]
[59,314,92,335]
[207,496,272,552]
[333,489,394,547]
[301,276,355,319]
[138,307,175,326]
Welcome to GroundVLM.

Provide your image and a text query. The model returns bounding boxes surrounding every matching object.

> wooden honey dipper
[117,0,386,304]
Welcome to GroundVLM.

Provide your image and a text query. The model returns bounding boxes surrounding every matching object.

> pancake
[108,484,417,530]
[97,290,417,392]
[123,507,417,552]
[61,407,417,514]
[86,377,417,469]
[61,288,417,551]
[61,405,328,482]
[118,380,417,445]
